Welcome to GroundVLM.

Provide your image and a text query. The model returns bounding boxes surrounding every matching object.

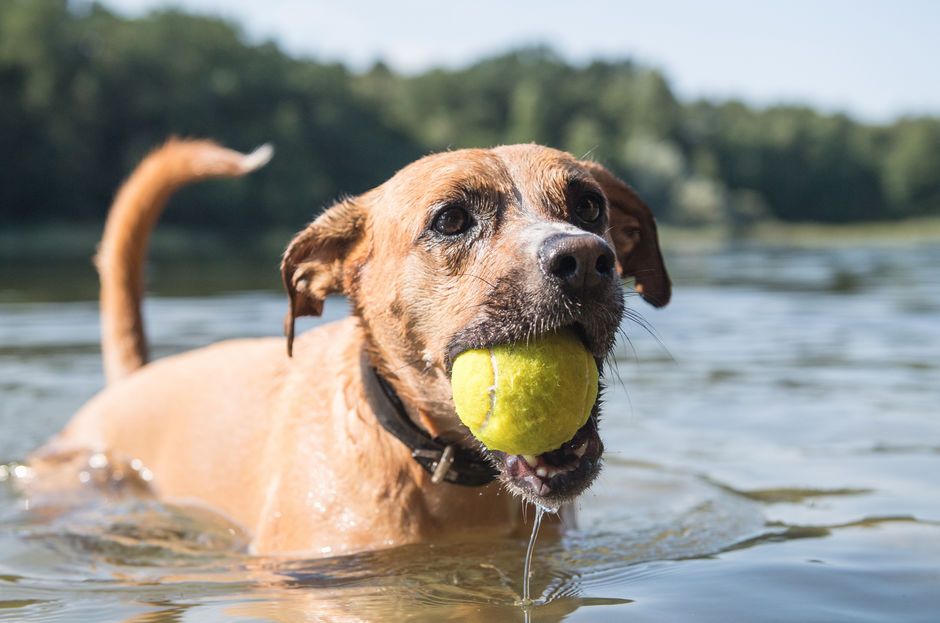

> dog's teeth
[521,455,538,466]
[539,483,551,496]
[536,467,547,477]
[574,441,588,458]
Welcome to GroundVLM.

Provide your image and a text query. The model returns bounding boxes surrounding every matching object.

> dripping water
[518,504,548,608]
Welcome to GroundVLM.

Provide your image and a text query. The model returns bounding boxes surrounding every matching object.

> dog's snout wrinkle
[540,233,616,294]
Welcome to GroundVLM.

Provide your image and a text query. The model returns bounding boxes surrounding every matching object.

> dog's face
[282,145,670,506]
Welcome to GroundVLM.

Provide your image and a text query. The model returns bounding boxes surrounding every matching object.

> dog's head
[282,145,670,506]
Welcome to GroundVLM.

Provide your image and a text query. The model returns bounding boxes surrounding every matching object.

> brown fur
[31,139,669,555]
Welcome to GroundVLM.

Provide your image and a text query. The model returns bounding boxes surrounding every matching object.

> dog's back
[28,139,297,531]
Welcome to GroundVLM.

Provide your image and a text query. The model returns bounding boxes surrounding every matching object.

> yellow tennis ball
[451,329,598,456]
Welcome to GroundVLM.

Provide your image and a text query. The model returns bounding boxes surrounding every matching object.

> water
[519,506,547,608]
[1,244,939,621]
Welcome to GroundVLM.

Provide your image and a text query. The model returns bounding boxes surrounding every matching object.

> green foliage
[0,0,423,231]
[1,0,938,233]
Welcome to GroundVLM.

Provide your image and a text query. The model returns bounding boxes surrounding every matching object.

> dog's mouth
[445,322,605,373]
[447,323,606,507]
[442,258,624,505]
[485,412,603,507]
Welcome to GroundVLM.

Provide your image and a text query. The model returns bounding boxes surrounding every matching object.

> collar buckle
[411,445,457,484]
[428,444,456,484]
[368,364,497,487]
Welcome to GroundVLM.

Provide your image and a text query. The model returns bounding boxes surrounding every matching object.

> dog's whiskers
[455,272,498,289]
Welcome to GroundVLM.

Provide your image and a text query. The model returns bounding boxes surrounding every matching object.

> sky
[100,0,940,123]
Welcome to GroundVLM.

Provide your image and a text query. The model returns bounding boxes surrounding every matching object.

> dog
[28,139,670,555]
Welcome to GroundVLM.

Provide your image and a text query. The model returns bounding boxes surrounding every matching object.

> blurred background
[1,1,939,621]
[2,0,940,262]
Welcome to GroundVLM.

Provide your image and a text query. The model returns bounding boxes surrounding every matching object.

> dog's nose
[540,233,616,293]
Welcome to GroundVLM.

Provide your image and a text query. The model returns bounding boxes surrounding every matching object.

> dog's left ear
[580,161,672,307]
[281,197,366,355]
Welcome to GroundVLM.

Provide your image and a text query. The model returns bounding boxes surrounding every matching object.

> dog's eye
[574,192,604,224]
[432,205,471,236]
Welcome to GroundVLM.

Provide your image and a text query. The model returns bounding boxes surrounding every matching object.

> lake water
[1,244,939,622]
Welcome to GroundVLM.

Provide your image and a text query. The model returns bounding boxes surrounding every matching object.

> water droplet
[88,453,108,469]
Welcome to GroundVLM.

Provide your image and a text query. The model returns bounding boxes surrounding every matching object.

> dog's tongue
[489,415,601,501]
[503,439,590,497]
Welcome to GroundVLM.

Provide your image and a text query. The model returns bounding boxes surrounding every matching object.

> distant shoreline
[659,217,940,251]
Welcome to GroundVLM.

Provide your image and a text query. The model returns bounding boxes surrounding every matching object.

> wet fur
[30,139,669,555]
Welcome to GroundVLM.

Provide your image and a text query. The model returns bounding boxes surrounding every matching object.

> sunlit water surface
[1,245,938,622]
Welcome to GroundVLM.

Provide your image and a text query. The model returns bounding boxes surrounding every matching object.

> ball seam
[480,347,499,433]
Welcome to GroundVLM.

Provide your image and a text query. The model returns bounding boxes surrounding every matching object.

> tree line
[2,0,939,234]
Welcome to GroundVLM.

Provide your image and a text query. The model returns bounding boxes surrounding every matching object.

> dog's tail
[96,138,273,384]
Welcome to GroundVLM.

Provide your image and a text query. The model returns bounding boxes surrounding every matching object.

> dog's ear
[281,198,366,355]
[580,161,671,307]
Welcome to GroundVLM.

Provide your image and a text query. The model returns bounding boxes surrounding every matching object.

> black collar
[365,361,497,487]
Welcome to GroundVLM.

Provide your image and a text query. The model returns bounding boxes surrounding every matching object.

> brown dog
[30,139,670,555]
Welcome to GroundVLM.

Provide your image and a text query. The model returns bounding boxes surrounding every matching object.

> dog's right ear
[281,198,366,356]
[579,160,672,308]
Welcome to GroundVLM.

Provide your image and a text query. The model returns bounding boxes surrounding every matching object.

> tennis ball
[451,329,598,456]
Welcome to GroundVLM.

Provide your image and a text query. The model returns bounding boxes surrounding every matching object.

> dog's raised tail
[96,138,273,384]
